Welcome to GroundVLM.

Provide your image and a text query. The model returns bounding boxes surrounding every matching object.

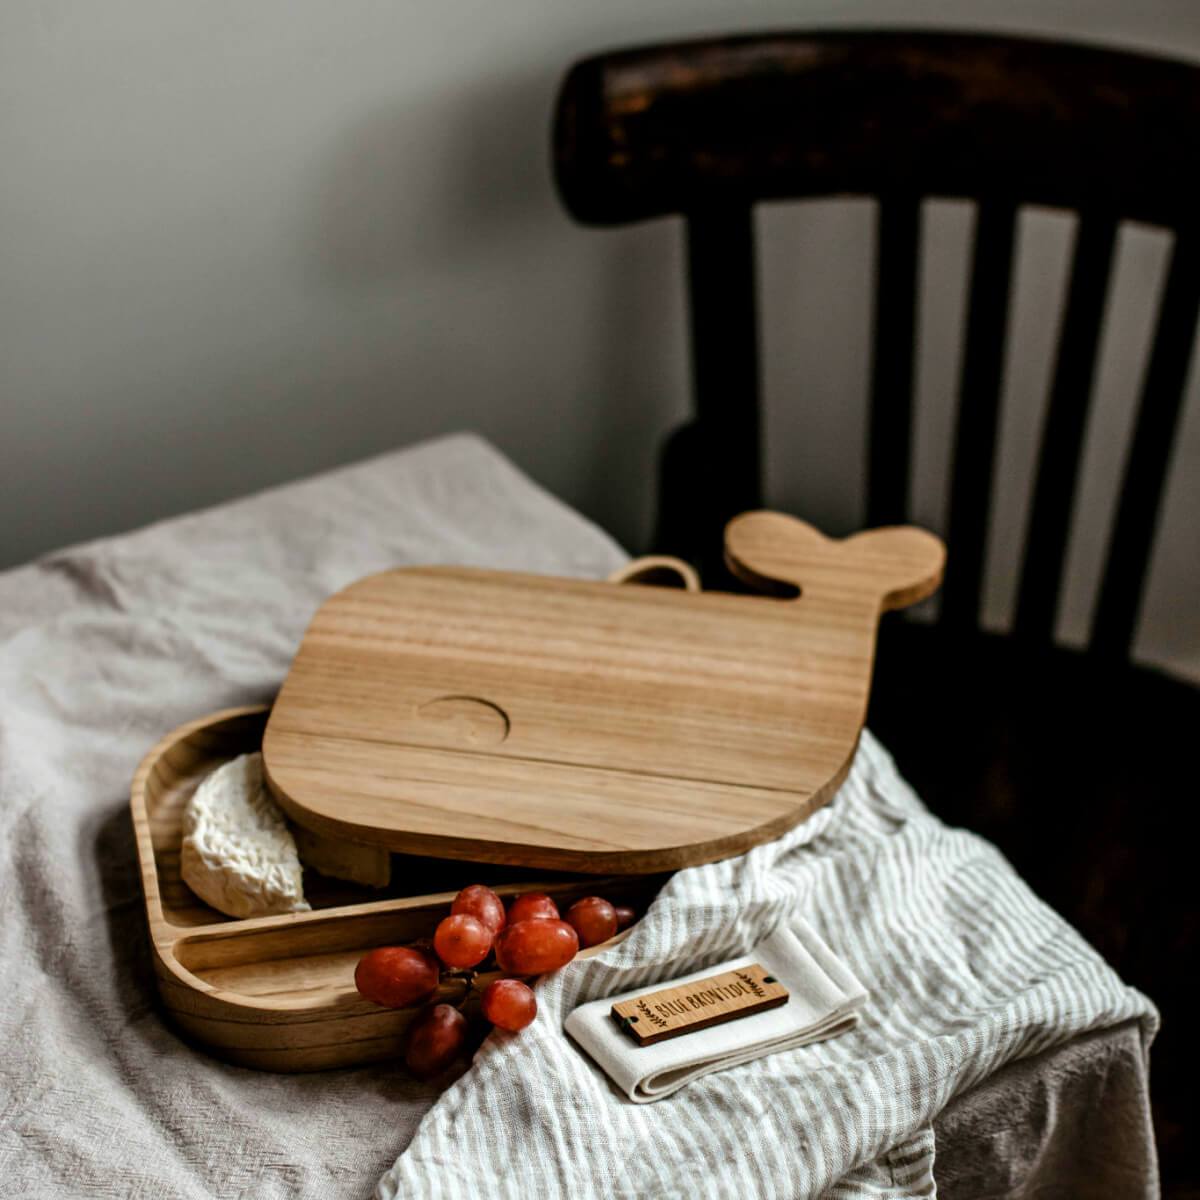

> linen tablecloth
[0,433,1158,1197]
[379,730,1156,1199]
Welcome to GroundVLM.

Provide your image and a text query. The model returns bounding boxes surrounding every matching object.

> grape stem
[442,969,477,1009]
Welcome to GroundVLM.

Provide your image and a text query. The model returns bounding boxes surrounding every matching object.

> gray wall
[2,2,1198,678]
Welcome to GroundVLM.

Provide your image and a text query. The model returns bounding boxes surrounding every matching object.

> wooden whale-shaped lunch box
[130,511,944,1071]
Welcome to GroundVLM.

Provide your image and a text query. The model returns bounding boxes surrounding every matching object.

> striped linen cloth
[377,731,1156,1199]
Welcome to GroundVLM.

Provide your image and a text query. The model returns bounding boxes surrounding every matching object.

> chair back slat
[1091,229,1200,660]
[867,195,921,526]
[1014,215,1119,642]
[681,207,763,576]
[940,200,1018,631]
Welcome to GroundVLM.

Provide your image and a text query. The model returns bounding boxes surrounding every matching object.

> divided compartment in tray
[131,703,666,1070]
[170,874,658,1009]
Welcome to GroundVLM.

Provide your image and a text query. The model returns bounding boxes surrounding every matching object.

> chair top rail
[555,30,1200,229]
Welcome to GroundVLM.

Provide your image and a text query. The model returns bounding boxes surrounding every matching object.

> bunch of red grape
[355,886,636,1080]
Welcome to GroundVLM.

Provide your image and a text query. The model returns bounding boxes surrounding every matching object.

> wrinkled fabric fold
[377,732,1157,1200]
[0,434,627,1200]
[0,433,1159,1199]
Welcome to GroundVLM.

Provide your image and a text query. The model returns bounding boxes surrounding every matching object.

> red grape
[451,883,506,936]
[494,919,578,974]
[613,905,637,931]
[481,978,537,1031]
[433,913,492,969]
[405,1004,467,1079]
[354,946,440,1009]
[565,896,618,948]
[507,892,559,924]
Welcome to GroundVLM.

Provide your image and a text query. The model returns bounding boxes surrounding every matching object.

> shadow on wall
[307,69,561,284]
[303,66,687,555]
[0,62,684,572]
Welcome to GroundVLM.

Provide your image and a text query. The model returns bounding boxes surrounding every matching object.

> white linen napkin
[564,918,867,1102]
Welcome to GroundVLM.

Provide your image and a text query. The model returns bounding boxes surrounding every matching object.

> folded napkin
[564,919,867,1102]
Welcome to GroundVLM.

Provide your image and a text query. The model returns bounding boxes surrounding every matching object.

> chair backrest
[553,31,1200,660]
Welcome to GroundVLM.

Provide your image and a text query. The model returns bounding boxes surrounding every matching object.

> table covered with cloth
[0,434,1158,1198]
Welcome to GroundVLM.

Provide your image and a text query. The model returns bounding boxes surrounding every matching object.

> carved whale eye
[415,695,510,746]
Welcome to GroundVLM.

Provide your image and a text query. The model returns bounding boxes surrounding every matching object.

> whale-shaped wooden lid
[261,512,944,873]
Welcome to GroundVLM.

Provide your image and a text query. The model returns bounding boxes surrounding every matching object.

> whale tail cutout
[724,511,945,612]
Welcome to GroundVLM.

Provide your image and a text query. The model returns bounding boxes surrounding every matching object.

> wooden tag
[611,963,789,1046]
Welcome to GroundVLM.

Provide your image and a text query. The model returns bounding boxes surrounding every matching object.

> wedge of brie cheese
[181,752,310,918]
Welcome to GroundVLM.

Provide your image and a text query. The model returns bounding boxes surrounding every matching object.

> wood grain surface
[130,706,663,1071]
[263,514,944,872]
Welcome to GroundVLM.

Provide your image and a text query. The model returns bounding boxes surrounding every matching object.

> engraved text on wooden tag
[611,963,789,1046]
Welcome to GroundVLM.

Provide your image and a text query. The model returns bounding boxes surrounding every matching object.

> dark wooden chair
[553,31,1199,1189]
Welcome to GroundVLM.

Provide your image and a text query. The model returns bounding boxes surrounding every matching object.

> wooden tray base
[131,705,664,1071]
